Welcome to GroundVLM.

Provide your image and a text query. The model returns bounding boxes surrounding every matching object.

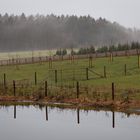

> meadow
[0,54,140,101]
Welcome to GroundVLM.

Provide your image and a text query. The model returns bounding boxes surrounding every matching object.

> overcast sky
[0,0,140,28]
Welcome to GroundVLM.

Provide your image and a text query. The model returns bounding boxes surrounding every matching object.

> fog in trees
[0,13,140,52]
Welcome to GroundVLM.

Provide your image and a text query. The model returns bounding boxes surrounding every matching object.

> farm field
[0,55,140,85]
[0,48,77,60]
[0,55,140,92]
[0,50,56,60]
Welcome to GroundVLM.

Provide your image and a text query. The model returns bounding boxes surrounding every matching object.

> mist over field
[0,14,140,52]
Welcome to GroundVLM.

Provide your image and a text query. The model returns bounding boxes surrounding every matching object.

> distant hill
[0,13,140,52]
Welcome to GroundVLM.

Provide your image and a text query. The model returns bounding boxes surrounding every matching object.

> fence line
[0,76,140,102]
[0,49,139,66]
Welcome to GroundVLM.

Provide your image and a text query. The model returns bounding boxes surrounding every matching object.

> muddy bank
[0,95,140,112]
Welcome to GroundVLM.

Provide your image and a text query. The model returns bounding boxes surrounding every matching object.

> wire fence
[0,49,139,66]
[0,66,140,101]
[0,49,140,101]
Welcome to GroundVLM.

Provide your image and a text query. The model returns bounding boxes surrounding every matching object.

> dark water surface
[0,105,140,140]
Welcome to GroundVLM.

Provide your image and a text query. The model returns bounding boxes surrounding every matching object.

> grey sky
[0,0,140,28]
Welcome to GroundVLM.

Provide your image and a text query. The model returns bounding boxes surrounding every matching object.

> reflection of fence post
[112,111,115,128]
[77,108,80,124]
[13,80,16,96]
[104,66,106,78]
[112,82,115,101]
[86,68,89,80]
[45,81,48,96]
[14,105,16,119]
[4,73,6,89]
[55,70,57,84]
[35,72,37,85]
[76,81,79,98]
[46,106,48,121]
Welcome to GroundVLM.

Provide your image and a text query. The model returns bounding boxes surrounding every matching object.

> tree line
[55,42,140,55]
[96,42,140,53]
[0,13,140,52]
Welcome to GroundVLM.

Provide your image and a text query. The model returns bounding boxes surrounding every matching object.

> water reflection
[0,104,140,140]
[9,104,139,129]
[12,105,115,127]
[112,112,115,128]
[14,105,16,119]
[46,106,48,121]
[77,108,80,124]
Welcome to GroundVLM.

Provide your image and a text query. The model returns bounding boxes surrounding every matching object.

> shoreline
[0,95,140,112]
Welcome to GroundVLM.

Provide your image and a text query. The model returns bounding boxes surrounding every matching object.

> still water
[0,105,140,140]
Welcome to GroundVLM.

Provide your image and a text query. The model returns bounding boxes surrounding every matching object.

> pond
[0,104,140,140]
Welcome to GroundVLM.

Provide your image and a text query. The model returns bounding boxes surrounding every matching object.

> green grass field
[0,55,140,100]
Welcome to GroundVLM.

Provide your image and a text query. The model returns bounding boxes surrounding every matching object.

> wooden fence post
[89,56,92,68]
[45,81,48,96]
[112,82,115,101]
[125,50,127,56]
[49,59,50,68]
[105,52,107,57]
[25,58,27,64]
[49,58,52,68]
[39,57,42,64]
[71,55,74,63]
[110,53,113,62]
[110,53,111,62]
[72,69,75,81]
[96,52,98,58]
[51,59,53,68]
[60,69,63,87]
[76,81,79,98]
[86,68,89,80]
[13,80,16,96]
[55,70,57,83]
[32,57,34,63]
[138,54,140,68]
[124,64,127,76]
[104,66,106,78]
[4,73,6,88]
[35,72,37,85]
